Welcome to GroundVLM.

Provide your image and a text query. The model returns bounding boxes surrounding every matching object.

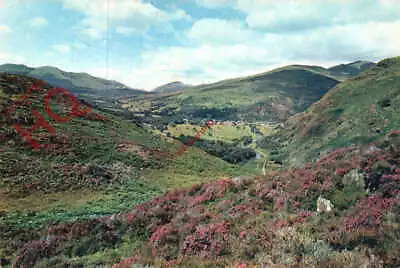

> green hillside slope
[128,61,375,127]
[8,127,400,267]
[152,81,191,93]
[0,64,147,114]
[259,56,400,166]
[129,67,339,125]
[0,74,245,265]
[327,60,377,81]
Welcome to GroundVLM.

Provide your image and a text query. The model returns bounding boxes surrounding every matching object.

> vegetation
[152,81,191,93]
[10,130,400,267]
[259,56,400,166]
[167,123,254,142]
[1,57,399,268]
[0,74,248,266]
[0,64,147,115]
[126,61,375,128]
[178,135,257,164]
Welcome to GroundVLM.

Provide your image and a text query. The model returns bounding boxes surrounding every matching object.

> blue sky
[0,0,400,90]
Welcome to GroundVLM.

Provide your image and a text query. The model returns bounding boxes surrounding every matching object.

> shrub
[181,221,230,259]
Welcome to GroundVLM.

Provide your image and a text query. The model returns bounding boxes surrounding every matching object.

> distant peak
[152,81,190,93]
[0,63,29,68]
[166,81,184,85]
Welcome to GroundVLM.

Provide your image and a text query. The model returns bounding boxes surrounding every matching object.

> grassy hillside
[0,74,249,265]
[152,81,191,93]
[0,64,147,115]
[327,60,377,81]
[127,61,375,127]
[259,56,400,166]
[9,128,400,267]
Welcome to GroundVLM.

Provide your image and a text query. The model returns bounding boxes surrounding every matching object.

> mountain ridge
[128,60,376,128]
[0,63,143,92]
[259,56,399,166]
[152,81,191,93]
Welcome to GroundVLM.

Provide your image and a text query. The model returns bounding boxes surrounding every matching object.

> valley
[0,57,399,267]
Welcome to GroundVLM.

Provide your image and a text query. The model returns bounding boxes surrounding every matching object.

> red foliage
[274,211,313,229]
[274,196,287,212]
[148,224,178,247]
[14,240,55,267]
[181,221,230,258]
[317,147,356,166]
[274,219,290,228]
[345,196,399,232]
[335,168,348,176]
[187,179,233,207]
[112,256,137,268]
[295,211,313,224]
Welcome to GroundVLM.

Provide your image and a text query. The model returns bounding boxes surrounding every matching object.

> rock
[317,196,334,213]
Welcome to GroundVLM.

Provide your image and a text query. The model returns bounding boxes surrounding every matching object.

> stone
[317,196,334,213]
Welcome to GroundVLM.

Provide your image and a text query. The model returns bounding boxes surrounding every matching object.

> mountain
[128,61,375,127]
[0,63,34,75]
[326,60,376,81]
[259,56,400,166]
[1,62,399,267]
[0,64,147,113]
[0,64,143,93]
[0,73,246,265]
[152,81,191,93]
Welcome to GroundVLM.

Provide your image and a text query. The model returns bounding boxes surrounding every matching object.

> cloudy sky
[0,0,400,90]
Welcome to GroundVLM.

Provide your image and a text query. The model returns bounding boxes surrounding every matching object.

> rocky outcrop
[317,196,334,213]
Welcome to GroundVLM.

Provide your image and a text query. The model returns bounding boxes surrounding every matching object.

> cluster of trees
[178,135,256,164]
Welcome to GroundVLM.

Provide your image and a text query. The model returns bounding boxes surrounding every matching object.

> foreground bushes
[12,131,400,267]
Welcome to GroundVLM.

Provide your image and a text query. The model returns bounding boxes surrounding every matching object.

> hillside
[327,60,377,81]
[0,74,247,266]
[0,64,147,113]
[259,56,400,166]
[1,63,398,267]
[152,81,191,93]
[8,128,400,267]
[127,61,375,127]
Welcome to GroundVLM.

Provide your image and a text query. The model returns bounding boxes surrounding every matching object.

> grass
[259,56,400,166]
[167,123,254,142]
[13,131,400,267]
[0,73,253,263]
[126,65,342,124]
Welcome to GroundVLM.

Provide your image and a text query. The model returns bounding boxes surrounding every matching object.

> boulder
[317,196,334,213]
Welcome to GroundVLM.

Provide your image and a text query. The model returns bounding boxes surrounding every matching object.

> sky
[0,0,400,90]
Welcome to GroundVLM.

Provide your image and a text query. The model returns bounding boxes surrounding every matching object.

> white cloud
[127,43,275,89]
[0,52,25,63]
[187,19,254,44]
[197,0,400,31]
[29,17,48,28]
[236,0,400,31]
[59,0,191,39]
[53,44,71,53]
[119,17,400,90]
[0,24,12,33]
